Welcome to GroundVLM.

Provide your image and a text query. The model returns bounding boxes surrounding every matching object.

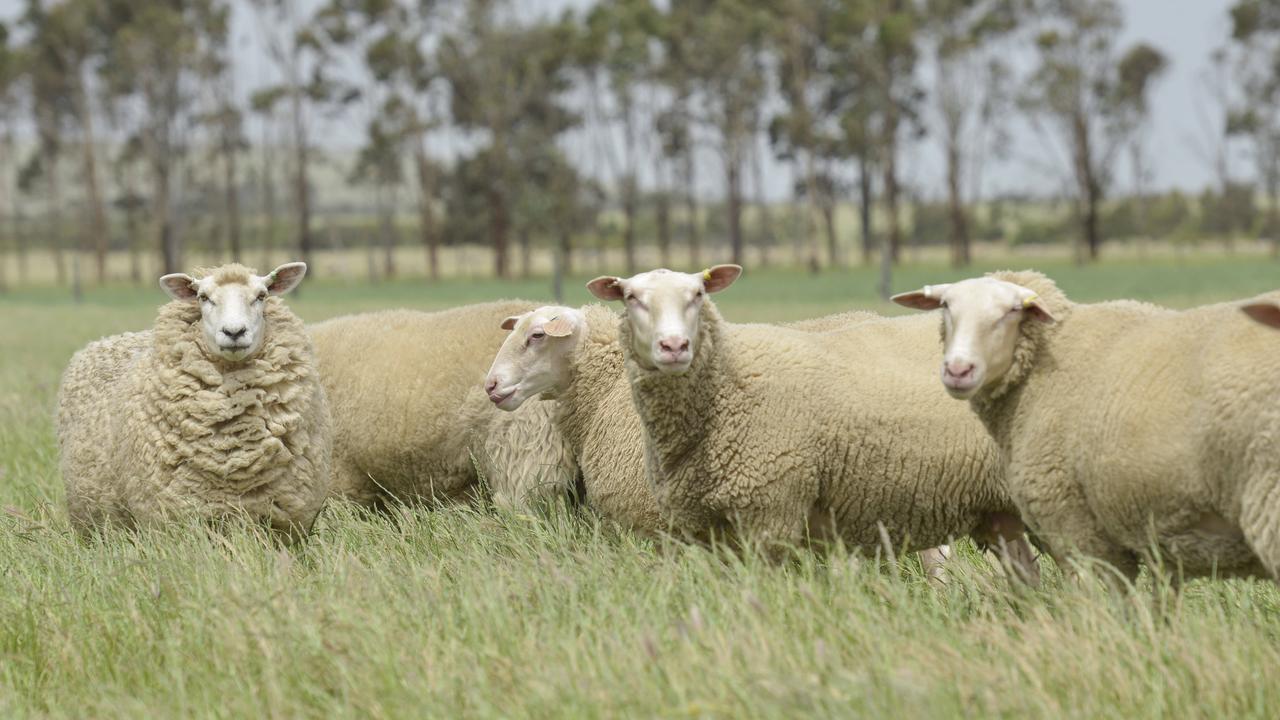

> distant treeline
[0,0,1278,295]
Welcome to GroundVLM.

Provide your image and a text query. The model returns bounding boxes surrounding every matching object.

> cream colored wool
[310,301,576,509]
[963,271,1280,580]
[620,301,1025,556]
[57,277,331,540]
[540,306,889,535]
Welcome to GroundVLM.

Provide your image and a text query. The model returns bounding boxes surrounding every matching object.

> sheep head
[893,276,1055,400]
[586,264,741,374]
[159,262,308,363]
[485,306,585,411]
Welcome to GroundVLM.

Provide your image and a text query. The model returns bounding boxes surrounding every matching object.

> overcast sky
[0,0,1242,201]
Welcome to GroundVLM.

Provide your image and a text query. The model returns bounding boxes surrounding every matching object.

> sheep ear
[1243,301,1280,329]
[159,273,198,302]
[266,262,307,296]
[500,315,521,331]
[543,315,575,337]
[1020,292,1056,324]
[587,276,624,301]
[892,287,946,311]
[702,264,742,294]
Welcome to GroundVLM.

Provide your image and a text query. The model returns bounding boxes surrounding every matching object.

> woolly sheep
[309,301,577,510]
[583,266,1038,579]
[56,262,330,541]
[481,303,960,576]
[894,270,1280,581]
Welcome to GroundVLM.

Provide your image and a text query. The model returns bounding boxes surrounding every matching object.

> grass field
[2,255,1280,718]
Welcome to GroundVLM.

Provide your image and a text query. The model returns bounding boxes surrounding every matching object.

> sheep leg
[1240,473,1280,582]
[973,512,1041,587]
[919,545,953,585]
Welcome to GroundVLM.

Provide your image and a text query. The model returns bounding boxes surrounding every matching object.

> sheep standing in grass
[894,271,1280,582]
[582,266,1038,579]
[309,301,577,511]
[482,303,960,576]
[57,263,330,541]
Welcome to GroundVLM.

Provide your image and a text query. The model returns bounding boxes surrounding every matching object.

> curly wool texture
[309,301,577,510]
[620,301,1017,553]
[969,270,1280,580]
[551,306,892,536]
[57,290,332,539]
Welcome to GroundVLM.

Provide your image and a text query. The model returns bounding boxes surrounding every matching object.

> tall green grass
[2,259,1279,718]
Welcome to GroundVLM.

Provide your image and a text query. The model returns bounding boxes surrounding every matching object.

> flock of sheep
[54,260,1280,588]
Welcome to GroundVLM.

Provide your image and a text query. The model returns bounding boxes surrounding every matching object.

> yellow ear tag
[703,269,712,281]
[1022,294,1038,308]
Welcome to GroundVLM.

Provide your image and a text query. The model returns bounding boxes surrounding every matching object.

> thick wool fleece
[57,294,332,540]
[552,306,892,536]
[621,301,1017,554]
[309,301,576,510]
[971,270,1280,580]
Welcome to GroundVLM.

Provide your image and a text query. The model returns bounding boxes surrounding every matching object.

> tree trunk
[685,147,701,268]
[622,176,637,274]
[379,186,397,279]
[656,190,672,268]
[414,143,439,281]
[519,227,532,279]
[223,129,242,262]
[155,161,178,275]
[882,141,902,267]
[290,87,313,268]
[859,157,874,266]
[261,142,277,271]
[73,76,109,284]
[821,200,837,270]
[490,186,509,279]
[727,153,743,266]
[946,135,970,267]
[1071,110,1101,263]
[553,230,566,303]
[47,151,66,285]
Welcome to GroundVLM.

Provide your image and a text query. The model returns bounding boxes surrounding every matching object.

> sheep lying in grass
[309,301,577,511]
[482,303,962,577]
[56,263,330,541]
[894,270,1280,582]
[581,266,1038,580]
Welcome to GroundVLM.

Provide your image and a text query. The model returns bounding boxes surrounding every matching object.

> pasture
[2,255,1280,718]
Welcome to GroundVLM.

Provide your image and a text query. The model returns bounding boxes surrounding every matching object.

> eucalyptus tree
[192,0,244,261]
[578,0,663,274]
[439,0,578,278]
[1020,0,1166,262]
[922,0,1023,267]
[23,0,110,283]
[1225,0,1280,254]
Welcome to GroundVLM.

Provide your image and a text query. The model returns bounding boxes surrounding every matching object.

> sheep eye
[531,330,546,340]
[256,293,267,303]
[198,294,209,303]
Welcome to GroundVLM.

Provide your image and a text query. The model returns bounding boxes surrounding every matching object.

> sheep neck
[620,301,724,489]
[555,305,625,454]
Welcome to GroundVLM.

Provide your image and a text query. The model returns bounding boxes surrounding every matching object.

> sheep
[893,270,1280,582]
[581,266,1038,580]
[481,302,962,576]
[308,301,577,511]
[56,262,331,541]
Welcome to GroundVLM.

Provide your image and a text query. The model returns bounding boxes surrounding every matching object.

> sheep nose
[944,361,975,380]
[223,325,247,340]
[658,337,690,354]
[485,377,499,394]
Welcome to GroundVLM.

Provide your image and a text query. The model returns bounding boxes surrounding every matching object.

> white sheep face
[587,265,741,374]
[893,277,1055,400]
[1243,301,1280,330]
[159,262,308,363]
[485,306,584,411]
